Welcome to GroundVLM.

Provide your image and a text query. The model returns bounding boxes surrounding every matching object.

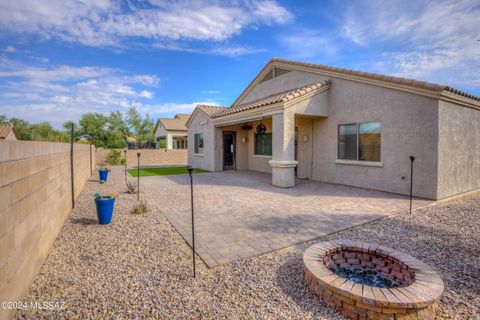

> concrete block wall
[96,148,187,167]
[0,141,95,320]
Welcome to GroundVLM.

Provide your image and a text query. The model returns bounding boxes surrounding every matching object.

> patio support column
[269,109,297,187]
[166,133,173,149]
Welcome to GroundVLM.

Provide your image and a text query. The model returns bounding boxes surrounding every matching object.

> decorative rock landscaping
[304,240,444,320]
[13,167,480,319]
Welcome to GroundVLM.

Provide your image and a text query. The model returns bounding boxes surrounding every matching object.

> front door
[223,131,236,170]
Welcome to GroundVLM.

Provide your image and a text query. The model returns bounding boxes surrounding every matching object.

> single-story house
[154,114,190,149]
[186,58,480,200]
[0,124,20,140]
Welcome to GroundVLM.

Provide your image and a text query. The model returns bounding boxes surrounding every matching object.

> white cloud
[153,42,264,57]
[0,61,161,127]
[0,0,292,48]
[139,90,154,99]
[340,0,480,90]
[150,101,220,115]
[202,90,220,95]
[278,29,338,59]
[3,46,16,52]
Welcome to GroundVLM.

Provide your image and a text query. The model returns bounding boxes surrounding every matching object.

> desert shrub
[131,201,148,215]
[120,158,126,165]
[105,149,121,165]
[126,180,137,194]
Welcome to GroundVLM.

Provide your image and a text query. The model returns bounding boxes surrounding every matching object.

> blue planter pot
[95,196,115,225]
[99,170,109,183]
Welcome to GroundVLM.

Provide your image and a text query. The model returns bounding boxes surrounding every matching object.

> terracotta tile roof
[212,81,330,118]
[197,105,228,116]
[269,58,480,102]
[174,114,190,120]
[156,115,190,132]
[0,124,19,139]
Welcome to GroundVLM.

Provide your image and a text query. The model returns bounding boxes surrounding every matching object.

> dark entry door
[223,131,236,170]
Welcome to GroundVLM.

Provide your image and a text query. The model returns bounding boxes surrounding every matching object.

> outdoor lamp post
[187,166,196,278]
[70,123,75,209]
[137,152,141,201]
[409,156,415,214]
[124,149,127,183]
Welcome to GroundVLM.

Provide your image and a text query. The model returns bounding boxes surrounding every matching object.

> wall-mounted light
[242,137,247,143]
[303,135,309,142]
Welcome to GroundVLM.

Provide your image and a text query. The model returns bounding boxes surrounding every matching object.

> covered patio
[142,170,432,267]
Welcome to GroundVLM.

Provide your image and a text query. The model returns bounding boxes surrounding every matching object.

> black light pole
[409,156,415,214]
[70,124,75,209]
[187,166,196,278]
[124,149,128,183]
[137,152,141,201]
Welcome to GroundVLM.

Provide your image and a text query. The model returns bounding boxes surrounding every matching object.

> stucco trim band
[335,160,383,167]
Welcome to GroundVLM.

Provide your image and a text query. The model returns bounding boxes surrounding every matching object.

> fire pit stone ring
[304,240,444,320]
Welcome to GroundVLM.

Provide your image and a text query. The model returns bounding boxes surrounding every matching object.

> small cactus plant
[126,180,137,194]
[131,201,148,215]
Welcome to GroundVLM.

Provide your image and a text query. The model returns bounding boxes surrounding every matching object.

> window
[338,122,381,162]
[254,133,272,156]
[194,133,204,154]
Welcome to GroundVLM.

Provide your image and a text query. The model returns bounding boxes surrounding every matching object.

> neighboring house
[0,124,20,140]
[186,58,480,200]
[154,114,190,149]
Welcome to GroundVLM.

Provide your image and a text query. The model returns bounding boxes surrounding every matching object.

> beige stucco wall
[246,119,273,173]
[0,141,94,320]
[154,124,188,149]
[210,119,273,173]
[213,124,248,171]
[296,117,314,179]
[188,111,216,171]
[312,78,439,199]
[237,69,440,198]
[189,68,479,199]
[239,70,328,105]
[96,148,187,167]
[2,131,18,141]
[437,102,480,198]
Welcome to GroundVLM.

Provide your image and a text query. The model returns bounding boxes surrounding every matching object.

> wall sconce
[242,137,248,143]
[303,135,309,142]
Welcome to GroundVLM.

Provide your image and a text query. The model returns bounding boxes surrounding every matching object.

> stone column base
[269,160,298,188]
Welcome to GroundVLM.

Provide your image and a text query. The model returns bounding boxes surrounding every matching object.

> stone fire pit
[304,240,444,320]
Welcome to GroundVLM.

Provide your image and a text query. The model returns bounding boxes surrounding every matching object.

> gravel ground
[14,167,480,320]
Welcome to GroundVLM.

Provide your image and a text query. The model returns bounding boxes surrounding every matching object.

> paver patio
[142,171,432,267]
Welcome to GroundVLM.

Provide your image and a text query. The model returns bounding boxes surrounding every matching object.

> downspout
[310,118,314,180]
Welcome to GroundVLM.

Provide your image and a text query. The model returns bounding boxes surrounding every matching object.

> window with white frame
[338,122,381,162]
[194,133,204,154]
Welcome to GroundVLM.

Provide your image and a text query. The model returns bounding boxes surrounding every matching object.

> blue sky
[0,0,479,128]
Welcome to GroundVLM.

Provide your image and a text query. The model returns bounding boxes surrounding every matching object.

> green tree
[8,118,31,140]
[106,111,128,148]
[126,107,155,145]
[78,113,108,147]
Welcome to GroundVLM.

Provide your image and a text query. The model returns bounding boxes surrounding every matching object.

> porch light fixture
[256,122,266,135]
